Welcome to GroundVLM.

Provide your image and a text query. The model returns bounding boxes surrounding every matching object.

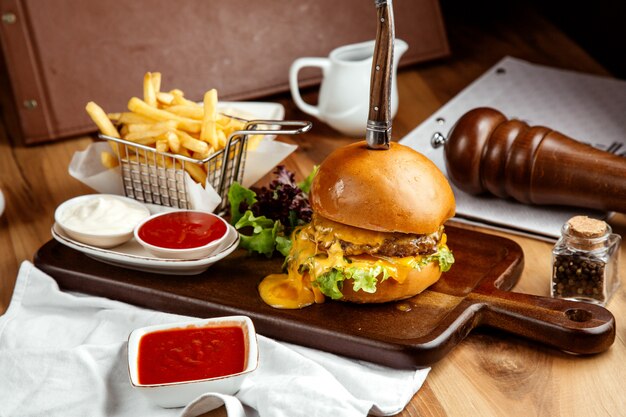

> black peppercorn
[552,255,605,299]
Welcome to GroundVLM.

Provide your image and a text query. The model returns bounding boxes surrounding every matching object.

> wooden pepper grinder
[435,107,626,213]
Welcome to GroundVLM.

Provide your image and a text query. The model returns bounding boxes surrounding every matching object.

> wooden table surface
[1,4,625,417]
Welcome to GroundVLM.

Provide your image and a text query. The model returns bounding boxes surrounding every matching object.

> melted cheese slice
[313,215,390,247]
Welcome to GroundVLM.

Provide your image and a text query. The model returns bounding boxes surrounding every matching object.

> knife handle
[366,0,394,149]
[443,107,626,213]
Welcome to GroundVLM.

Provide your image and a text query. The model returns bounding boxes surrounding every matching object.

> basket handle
[214,120,313,208]
[237,120,313,136]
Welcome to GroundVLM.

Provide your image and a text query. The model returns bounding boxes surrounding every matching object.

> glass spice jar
[551,216,621,306]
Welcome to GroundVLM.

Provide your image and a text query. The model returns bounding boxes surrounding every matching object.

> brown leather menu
[0,0,448,144]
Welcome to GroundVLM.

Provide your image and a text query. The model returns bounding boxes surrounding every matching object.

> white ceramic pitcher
[289,39,408,137]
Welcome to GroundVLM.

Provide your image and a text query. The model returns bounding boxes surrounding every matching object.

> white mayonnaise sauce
[60,196,149,235]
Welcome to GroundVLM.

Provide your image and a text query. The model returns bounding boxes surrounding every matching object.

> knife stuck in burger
[258,0,456,309]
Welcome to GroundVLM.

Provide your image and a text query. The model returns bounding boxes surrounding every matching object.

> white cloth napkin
[0,262,429,417]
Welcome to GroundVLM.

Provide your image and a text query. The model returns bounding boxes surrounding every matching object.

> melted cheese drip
[258,226,325,309]
[258,223,448,309]
[313,215,390,247]
[258,274,316,309]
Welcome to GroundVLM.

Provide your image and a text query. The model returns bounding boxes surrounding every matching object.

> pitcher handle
[289,57,330,119]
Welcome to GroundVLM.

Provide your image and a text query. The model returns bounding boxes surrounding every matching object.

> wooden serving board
[34,225,615,369]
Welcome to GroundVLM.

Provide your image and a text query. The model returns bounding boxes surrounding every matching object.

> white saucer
[51,222,240,275]
[0,189,4,217]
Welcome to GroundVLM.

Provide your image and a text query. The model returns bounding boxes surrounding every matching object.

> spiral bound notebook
[400,57,626,240]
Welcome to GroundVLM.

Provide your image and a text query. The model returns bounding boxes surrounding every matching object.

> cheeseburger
[259,141,456,309]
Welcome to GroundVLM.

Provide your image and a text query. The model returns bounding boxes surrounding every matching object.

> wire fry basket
[99,120,311,211]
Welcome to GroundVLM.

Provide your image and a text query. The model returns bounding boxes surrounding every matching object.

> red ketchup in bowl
[137,325,246,385]
[137,211,227,250]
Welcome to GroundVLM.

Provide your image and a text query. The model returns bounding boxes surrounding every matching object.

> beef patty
[312,214,443,257]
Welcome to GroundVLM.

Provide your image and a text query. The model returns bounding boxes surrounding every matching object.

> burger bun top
[310,141,455,235]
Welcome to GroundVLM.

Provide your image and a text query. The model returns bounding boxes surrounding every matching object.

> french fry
[181,161,207,185]
[116,112,157,125]
[127,120,178,133]
[132,153,180,171]
[150,72,161,94]
[177,146,191,157]
[156,92,175,106]
[201,89,218,148]
[163,105,204,120]
[100,151,119,169]
[107,112,122,122]
[142,71,162,107]
[126,136,159,146]
[218,116,245,129]
[85,101,123,158]
[128,97,201,133]
[170,89,200,107]
[175,147,208,184]
[217,129,227,148]
[247,134,264,151]
[87,72,255,191]
[143,73,158,107]
[124,127,171,143]
[155,139,168,153]
[164,131,180,153]
[126,123,153,133]
[175,130,210,154]
[86,102,120,138]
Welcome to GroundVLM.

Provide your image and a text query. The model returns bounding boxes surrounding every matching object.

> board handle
[470,289,616,354]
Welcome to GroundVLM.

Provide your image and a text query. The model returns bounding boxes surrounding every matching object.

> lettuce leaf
[314,265,392,299]
[419,246,455,272]
[275,235,293,257]
[435,247,455,272]
[235,211,280,258]
[228,182,257,225]
[315,269,346,300]
[313,246,454,299]
[297,165,319,194]
[253,165,313,228]
[346,265,389,293]
[227,166,317,258]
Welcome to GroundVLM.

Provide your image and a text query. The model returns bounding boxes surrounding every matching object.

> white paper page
[400,57,626,239]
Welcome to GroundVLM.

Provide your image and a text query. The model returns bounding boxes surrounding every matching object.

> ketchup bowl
[134,210,230,259]
[127,316,259,408]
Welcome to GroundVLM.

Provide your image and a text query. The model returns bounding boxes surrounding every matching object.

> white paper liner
[69,140,297,212]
